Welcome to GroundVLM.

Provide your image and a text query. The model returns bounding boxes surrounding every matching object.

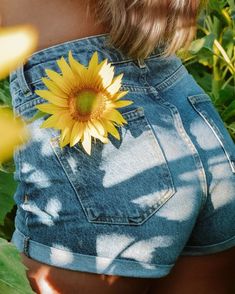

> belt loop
[136,58,146,69]
[23,236,30,257]
[16,63,33,97]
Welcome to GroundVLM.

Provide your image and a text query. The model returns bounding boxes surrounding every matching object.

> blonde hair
[88,0,204,60]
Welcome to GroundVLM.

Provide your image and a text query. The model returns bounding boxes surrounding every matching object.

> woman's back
[0,0,108,51]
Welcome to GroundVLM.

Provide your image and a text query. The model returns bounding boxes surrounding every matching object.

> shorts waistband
[9,32,164,86]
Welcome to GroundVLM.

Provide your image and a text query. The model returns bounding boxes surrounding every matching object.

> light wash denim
[9,33,235,278]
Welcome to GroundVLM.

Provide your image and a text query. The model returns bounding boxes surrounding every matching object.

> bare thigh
[20,246,235,294]
[149,246,235,294]
[20,253,152,294]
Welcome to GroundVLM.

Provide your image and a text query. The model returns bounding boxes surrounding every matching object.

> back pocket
[50,107,176,225]
[188,93,235,173]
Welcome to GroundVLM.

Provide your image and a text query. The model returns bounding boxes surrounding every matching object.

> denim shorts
[9,33,235,278]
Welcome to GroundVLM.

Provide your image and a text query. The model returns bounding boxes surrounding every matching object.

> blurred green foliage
[0,238,35,293]
[183,0,235,139]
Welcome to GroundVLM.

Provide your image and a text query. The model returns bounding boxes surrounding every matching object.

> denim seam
[188,95,235,174]
[27,32,161,63]
[169,104,208,212]
[184,235,235,250]
[15,97,46,114]
[155,65,188,92]
[13,227,174,268]
[181,235,235,256]
[49,138,92,221]
[16,64,33,96]
[149,95,208,213]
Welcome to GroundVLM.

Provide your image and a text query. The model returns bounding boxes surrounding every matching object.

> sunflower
[0,108,29,163]
[35,50,133,155]
[0,25,38,79]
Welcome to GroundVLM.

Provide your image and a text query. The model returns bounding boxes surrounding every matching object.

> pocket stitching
[50,107,177,225]
[187,94,235,173]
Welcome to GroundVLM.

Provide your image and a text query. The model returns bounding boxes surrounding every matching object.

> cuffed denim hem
[181,235,235,256]
[10,228,174,278]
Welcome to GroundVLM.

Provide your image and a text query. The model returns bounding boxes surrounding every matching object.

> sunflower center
[75,90,99,115]
[71,89,106,121]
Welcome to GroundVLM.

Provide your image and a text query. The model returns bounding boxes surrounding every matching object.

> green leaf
[0,205,17,241]
[0,238,35,294]
[221,100,235,121]
[25,110,47,124]
[0,171,17,225]
[209,0,227,12]
[189,34,216,55]
[0,79,12,108]
[186,63,212,93]
[215,85,235,107]
[0,158,15,174]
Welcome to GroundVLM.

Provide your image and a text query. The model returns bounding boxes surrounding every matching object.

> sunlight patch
[67,156,78,173]
[96,233,135,258]
[178,169,198,182]
[131,189,171,208]
[211,179,235,209]
[21,162,34,173]
[21,163,52,188]
[45,198,62,218]
[100,145,161,188]
[50,244,74,266]
[155,186,196,221]
[96,233,134,271]
[30,122,55,156]
[121,236,173,264]
[190,119,220,151]
[40,139,54,156]
[21,202,55,226]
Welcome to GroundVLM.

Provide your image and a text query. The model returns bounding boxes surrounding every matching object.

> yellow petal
[98,62,115,89]
[35,103,67,114]
[102,119,120,140]
[40,112,73,129]
[68,50,86,78]
[0,25,38,79]
[102,109,127,125]
[86,58,109,89]
[87,120,108,142]
[57,57,76,86]
[86,52,100,82]
[88,51,99,71]
[106,74,123,95]
[81,126,92,155]
[35,90,68,107]
[112,90,129,101]
[113,100,134,108]
[59,126,72,148]
[45,69,71,93]
[87,120,101,138]
[40,113,62,129]
[91,118,106,136]
[70,121,84,147]
[56,112,75,129]
[99,136,109,144]
[41,77,68,98]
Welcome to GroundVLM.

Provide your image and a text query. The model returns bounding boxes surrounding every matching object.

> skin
[0,0,109,51]
[1,1,235,293]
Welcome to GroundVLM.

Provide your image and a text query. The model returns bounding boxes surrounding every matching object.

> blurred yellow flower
[35,50,133,155]
[0,108,29,163]
[0,24,38,163]
[0,24,38,79]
